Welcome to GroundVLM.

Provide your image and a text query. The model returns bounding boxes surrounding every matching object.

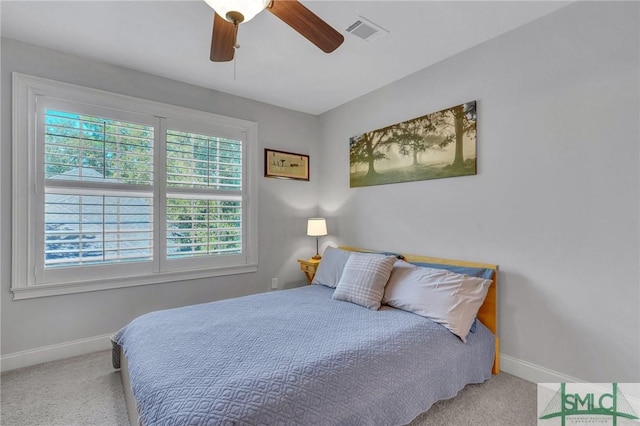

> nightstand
[297,258,321,284]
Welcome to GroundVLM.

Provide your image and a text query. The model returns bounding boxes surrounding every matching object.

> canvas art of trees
[349,101,477,187]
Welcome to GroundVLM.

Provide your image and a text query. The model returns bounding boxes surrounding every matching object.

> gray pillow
[311,246,351,288]
[332,252,396,310]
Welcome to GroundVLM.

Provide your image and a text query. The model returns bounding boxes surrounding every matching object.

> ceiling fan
[204,0,345,62]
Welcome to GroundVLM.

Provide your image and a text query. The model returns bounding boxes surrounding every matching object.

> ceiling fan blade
[267,0,344,54]
[210,12,237,62]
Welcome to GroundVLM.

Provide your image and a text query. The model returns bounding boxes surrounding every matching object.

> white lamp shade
[307,218,327,237]
[203,0,270,23]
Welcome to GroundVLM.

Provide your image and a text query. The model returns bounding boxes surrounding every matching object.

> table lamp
[307,218,327,260]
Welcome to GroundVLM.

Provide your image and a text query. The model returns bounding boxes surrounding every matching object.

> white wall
[0,38,320,357]
[318,1,640,382]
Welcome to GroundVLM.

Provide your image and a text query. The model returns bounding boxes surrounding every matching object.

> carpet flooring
[1,351,537,425]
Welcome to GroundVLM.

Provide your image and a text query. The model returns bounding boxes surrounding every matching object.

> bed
[112,247,499,425]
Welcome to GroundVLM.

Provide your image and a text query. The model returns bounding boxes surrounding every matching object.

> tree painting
[349,101,477,188]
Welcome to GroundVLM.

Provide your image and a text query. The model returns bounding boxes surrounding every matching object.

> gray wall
[0,38,320,355]
[318,1,640,382]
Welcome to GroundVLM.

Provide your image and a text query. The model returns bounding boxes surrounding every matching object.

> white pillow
[332,252,396,310]
[311,246,352,288]
[383,260,491,342]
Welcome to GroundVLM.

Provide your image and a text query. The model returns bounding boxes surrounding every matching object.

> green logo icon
[539,383,639,425]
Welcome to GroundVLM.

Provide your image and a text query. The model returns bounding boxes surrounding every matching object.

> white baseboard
[500,353,584,383]
[0,333,113,372]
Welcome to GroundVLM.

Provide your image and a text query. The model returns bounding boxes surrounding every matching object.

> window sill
[11,264,258,300]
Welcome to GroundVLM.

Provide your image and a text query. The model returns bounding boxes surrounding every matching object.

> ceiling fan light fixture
[208,0,344,63]
[204,0,271,23]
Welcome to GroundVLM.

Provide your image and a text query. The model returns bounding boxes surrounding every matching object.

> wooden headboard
[340,246,500,375]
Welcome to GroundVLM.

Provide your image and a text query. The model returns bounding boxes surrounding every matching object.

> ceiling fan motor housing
[226,11,244,24]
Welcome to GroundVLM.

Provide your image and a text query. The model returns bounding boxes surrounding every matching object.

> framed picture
[264,149,310,181]
[350,100,477,188]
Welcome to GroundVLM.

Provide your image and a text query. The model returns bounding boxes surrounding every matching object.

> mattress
[113,284,495,425]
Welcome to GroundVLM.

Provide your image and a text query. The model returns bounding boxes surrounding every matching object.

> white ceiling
[1,1,572,115]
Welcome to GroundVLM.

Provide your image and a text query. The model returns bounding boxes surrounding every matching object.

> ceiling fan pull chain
[233,20,238,81]
[233,21,240,50]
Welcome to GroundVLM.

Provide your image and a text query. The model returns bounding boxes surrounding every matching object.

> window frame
[11,73,259,300]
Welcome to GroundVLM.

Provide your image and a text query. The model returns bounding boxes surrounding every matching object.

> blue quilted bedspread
[113,285,494,425]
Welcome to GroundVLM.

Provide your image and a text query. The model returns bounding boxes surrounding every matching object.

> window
[12,73,258,299]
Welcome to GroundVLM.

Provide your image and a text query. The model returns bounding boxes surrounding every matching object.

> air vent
[346,16,389,42]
